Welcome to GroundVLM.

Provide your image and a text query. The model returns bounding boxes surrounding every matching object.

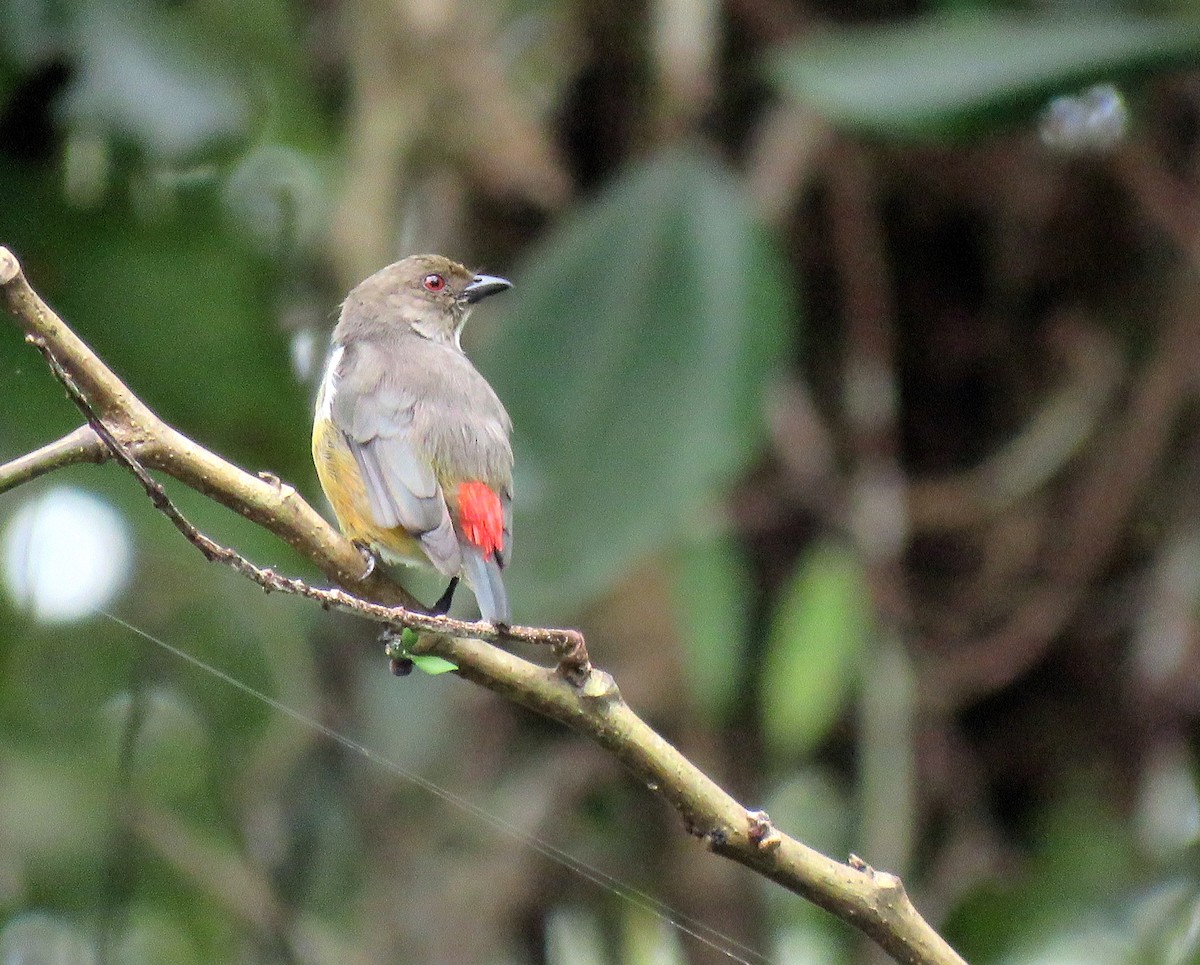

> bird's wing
[330,358,461,576]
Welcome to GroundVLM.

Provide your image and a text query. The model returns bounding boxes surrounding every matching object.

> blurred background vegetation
[2,0,1200,962]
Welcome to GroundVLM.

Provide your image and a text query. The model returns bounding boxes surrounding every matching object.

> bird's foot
[351,540,378,579]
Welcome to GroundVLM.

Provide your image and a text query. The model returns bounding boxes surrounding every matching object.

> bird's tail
[462,545,511,626]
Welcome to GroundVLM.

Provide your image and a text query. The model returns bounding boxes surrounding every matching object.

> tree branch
[0,423,107,493]
[0,245,968,965]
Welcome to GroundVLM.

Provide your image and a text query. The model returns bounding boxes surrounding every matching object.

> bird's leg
[431,577,459,615]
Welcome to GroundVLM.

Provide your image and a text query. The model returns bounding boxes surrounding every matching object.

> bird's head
[341,254,511,350]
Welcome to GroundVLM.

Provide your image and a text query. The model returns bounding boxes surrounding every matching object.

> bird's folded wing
[334,379,462,575]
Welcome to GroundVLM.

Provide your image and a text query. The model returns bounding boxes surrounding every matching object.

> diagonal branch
[0,245,967,965]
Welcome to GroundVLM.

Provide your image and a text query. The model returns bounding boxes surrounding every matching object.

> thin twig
[0,423,108,494]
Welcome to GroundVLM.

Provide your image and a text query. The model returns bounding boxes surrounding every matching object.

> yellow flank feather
[311,417,428,566]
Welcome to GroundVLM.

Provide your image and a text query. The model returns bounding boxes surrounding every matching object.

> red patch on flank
[457,481,504,560]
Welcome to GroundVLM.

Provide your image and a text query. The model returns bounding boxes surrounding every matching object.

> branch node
[746,809,782,851]
[874,871,904,895]
[849,853,906,900]
[577,668,619,703]
[551,629,594,686]
[257,470,297,499]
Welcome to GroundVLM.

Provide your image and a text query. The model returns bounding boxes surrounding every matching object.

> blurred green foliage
[772,12,1200,138]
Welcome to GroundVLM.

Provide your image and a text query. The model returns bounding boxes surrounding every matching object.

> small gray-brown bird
[312,254,514,624]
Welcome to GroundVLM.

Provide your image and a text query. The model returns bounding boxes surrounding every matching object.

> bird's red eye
[422,273,446,293]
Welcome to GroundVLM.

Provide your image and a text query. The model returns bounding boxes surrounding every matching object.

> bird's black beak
[463,273,512,304]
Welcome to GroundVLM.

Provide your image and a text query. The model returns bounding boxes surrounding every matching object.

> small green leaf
[388,628,457,675]
[761,541,872,758]
[770,13,1200,139]
[407,654,459,676]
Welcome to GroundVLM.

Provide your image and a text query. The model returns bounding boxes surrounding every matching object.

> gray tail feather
[462,546,511,625]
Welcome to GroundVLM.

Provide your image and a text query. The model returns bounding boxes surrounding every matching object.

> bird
[312,254,514,626]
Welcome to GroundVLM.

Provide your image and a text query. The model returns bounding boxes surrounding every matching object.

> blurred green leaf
[621,903,686,965]
[1007,925,1131,965]
[0,751,113,873]
[14,0,330,157]
[0,912,98,964]
[673,536,753,720]
[484,148,793,623]
[63,2,249,160]
[0,606,141,742]
[545,906,608,965]
[762,769,851,876]
[856,635,916,875]
[774,925,849,965]
[761,541,871,758]
[770,13,1200,139]
[0,165,312,474]
[0,0,331,476]
[99,686,213,803]
[1131,875,1200,965]
[113,905,205,965]
[946,776,1138,961]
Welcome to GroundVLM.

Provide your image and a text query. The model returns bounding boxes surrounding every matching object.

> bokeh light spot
[2,487,133,623]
